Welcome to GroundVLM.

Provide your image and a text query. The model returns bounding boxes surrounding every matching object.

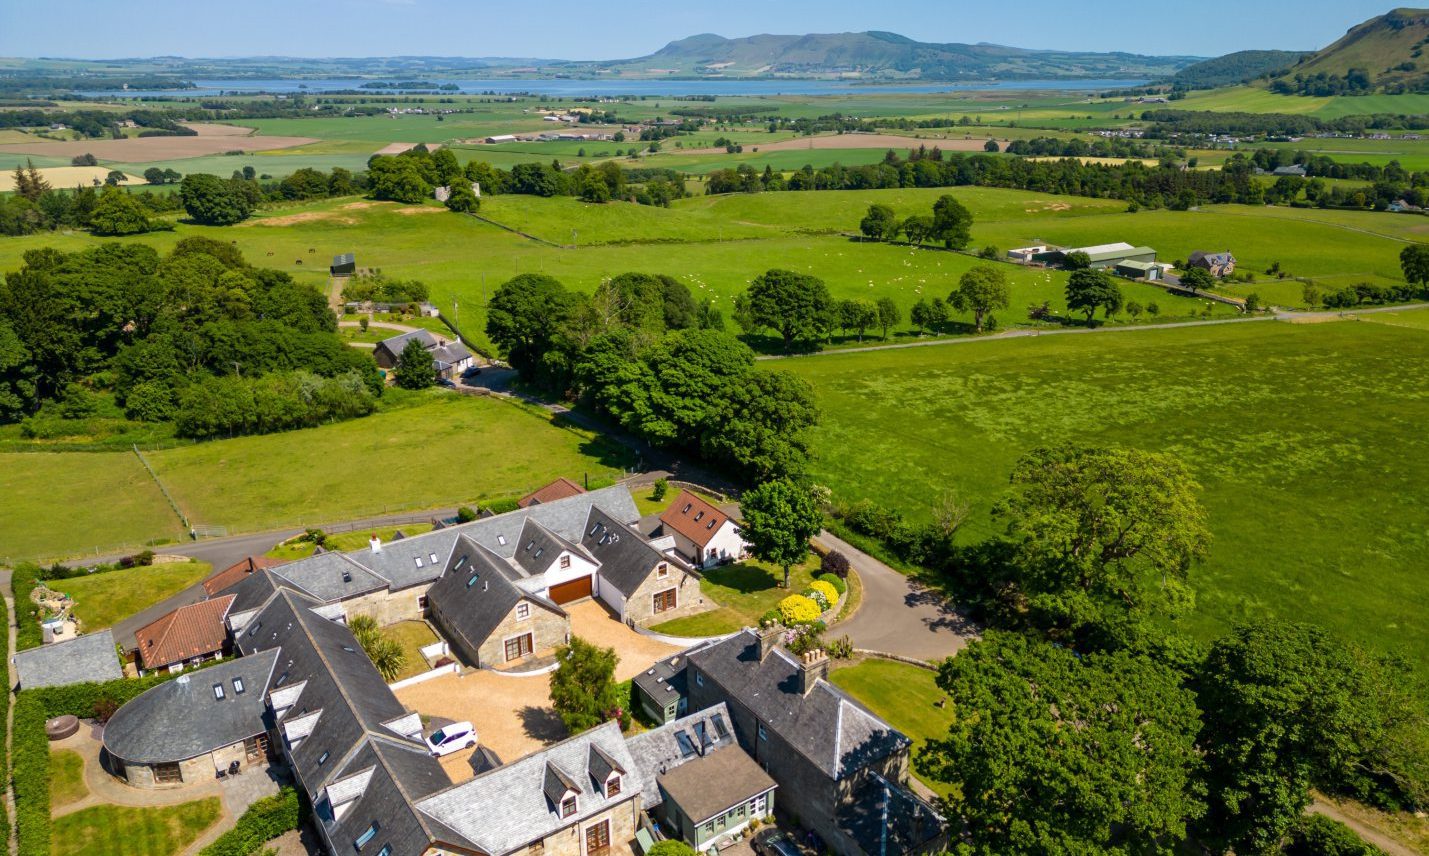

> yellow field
[0,165,145,192]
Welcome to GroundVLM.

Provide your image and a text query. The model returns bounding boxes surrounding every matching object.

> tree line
[0,238,381,439]
[829,445,1426,855]
[484,271,816,484]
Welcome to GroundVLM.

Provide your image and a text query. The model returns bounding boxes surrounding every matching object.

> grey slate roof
[658,742,776,825]
[582,507,683,597]
[632,652,690,716]
[13,630,122,689]
[102,649,278,765]
[318,736,471,856]
[687,630,910,780]
[624,703,739,810]
[425,536,563,662]
[509,518,588,577]
[272,552,389,603]
[416,720,641,856]
[836,773,945,855]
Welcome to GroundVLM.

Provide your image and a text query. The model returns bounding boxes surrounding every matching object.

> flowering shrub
[804,588,830,610]
[777,594,821,625]
[809,580,840,607]
[817,573,847,595]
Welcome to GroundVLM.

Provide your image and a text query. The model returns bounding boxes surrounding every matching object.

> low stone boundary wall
[388,662,459,691]
[628,625,737,647]
[853,649,938,671]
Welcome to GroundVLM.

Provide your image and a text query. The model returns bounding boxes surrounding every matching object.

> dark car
[461,365,483,379]
[752,828,801,856]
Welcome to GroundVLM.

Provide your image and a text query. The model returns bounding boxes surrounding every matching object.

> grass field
[268,523,435,560]
[49,749,88,808]
[51,798,222,856]
[144,391,631,533]
[829,659,954,798]
[786,319,1429,661]
[0,451,183,564]
[57,560,212,631]
[648,556,820,637]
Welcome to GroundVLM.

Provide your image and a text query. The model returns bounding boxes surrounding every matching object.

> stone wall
[473,600,569,668]
[339,583,433,627]
[623,565,711,627]
[535,798,639,856]
[118,739,260,789]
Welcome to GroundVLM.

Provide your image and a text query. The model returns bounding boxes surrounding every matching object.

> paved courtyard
[396,597,683,782]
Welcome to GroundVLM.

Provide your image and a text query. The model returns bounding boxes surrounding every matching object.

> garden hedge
[198,788,300,856]
[0,589,10,844]
[817,573,847,595]
[13,566,42,652]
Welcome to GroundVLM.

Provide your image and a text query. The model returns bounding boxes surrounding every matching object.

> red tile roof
[203,556,286,596]
[518,477,587,508]
[658,490,732,549]
[135,595,236,670]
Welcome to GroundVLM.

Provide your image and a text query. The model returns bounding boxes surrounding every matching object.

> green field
[143,391,631,533]
[51,798,221,856]
[58,560,212,631]
[786,319,1429,661]
[0,451,183,563]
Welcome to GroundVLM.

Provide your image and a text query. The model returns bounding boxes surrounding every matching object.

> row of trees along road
[826,444,1428,855]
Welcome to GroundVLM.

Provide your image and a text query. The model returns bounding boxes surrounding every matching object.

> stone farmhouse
[372,329,474,381]
[1188,250,1237,277]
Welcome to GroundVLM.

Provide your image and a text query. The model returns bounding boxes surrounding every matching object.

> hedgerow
[198,788,300,856]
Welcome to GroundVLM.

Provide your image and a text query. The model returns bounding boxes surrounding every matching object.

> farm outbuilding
[330,253,356,276]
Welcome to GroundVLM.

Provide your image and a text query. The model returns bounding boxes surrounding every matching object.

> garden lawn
[0,452,184,563]
[829,659,954,798]
[145,392,631,534]
[649,556,820,637]
[50,798,222,856]
[56,560,213,632]
[385,620,441,681]
[49,749,87,808]
[268,523,435,561]
[787,318,1429,661]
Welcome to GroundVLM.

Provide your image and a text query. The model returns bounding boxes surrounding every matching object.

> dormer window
[516,602,531,621]
[560,795,578,818]
[605,774,621,798]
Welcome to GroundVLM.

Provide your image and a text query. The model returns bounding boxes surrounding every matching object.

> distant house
[1388,199,1424,214]
[680,629,946,854]
[656,491,747,570]
[484,134,518,144]
[625,704,777,850]
[1272,164,1307,177]
[372,329,473,380]
[133,594,236,675]
[519,477,587,508]
[330,253,356,277]
[433,182,481,203]
[1188,250,1237,277]
[12,630,122,690]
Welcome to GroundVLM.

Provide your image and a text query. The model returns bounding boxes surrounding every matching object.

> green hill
[1269,8,1429,94]
[1171,50,1308,88]
[590,31,1199,80]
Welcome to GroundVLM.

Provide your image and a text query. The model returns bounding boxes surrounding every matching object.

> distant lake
[86,77,1148,99]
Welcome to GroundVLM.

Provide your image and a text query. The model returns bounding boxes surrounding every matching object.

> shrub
[785,624,825,656]
[828,635,854,659]
[198,788,300,856]
[809,579,840,607]
[13,566,42,651]
[804,588,830,610]
[647,841,697,856]
[817,573,847,595]
[777,594,821,625]
[479,497,520,516]
[758,608,782,628]
[1282,814,1385,856]
[456,506,478,523]
[820,550,851,579]
[651,477,669,502]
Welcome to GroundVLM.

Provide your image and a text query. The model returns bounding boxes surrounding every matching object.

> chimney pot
[369,534,382,553]
[798,648,830,696]
[757,626,782,661]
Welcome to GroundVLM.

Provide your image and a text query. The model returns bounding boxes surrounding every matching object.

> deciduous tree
[1065,268,1122,323]
[743,269,833,352]
[739,478,823,588]
[393,337,436,389]
[948,264,1010,332]
[931,194,973,250]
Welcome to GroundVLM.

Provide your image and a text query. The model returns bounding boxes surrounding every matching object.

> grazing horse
[295,259,303,265]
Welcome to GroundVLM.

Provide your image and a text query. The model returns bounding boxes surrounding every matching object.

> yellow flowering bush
[777,594,821,625]
[809,580,840,608]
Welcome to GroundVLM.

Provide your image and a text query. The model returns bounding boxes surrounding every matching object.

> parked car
[753,828,801,856]
[425,721,477,757]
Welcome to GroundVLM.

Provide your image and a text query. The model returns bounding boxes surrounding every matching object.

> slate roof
[582,507,684,597]
[271,552,389,603]
[424,536,564,661]
[658,742,776,824]
[224,568,306,619]
[332,252,355,267]
[632,652,689,714]
[102,649,278,765]
[135,595,235,670]
[204,556,287,596]
[624,703,740,811]
[658,490,733,550]
[836,773,946,855]
[686,630,910,780]
[509,518,589,577]
[416,720,640,856]
[1189,250,1236,266]
[374,330,439,364]
[316,737,469,856]
[12,630,122,689]
[519,477,587,508]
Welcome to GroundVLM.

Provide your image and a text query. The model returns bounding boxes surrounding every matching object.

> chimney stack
[757,625,782,661]
[369,534,382,553]
[798,649,830,696]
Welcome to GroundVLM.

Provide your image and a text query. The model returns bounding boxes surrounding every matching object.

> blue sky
[0,0,1398,60]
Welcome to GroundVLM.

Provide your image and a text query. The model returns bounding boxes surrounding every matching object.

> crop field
[785,319,1429,661]
[1177,85,1429,119]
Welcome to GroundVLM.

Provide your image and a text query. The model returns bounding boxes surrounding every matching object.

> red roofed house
[518,476,587,508]
[657,490,748,570]
[202,555,286,597]
[133,595,237,675]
